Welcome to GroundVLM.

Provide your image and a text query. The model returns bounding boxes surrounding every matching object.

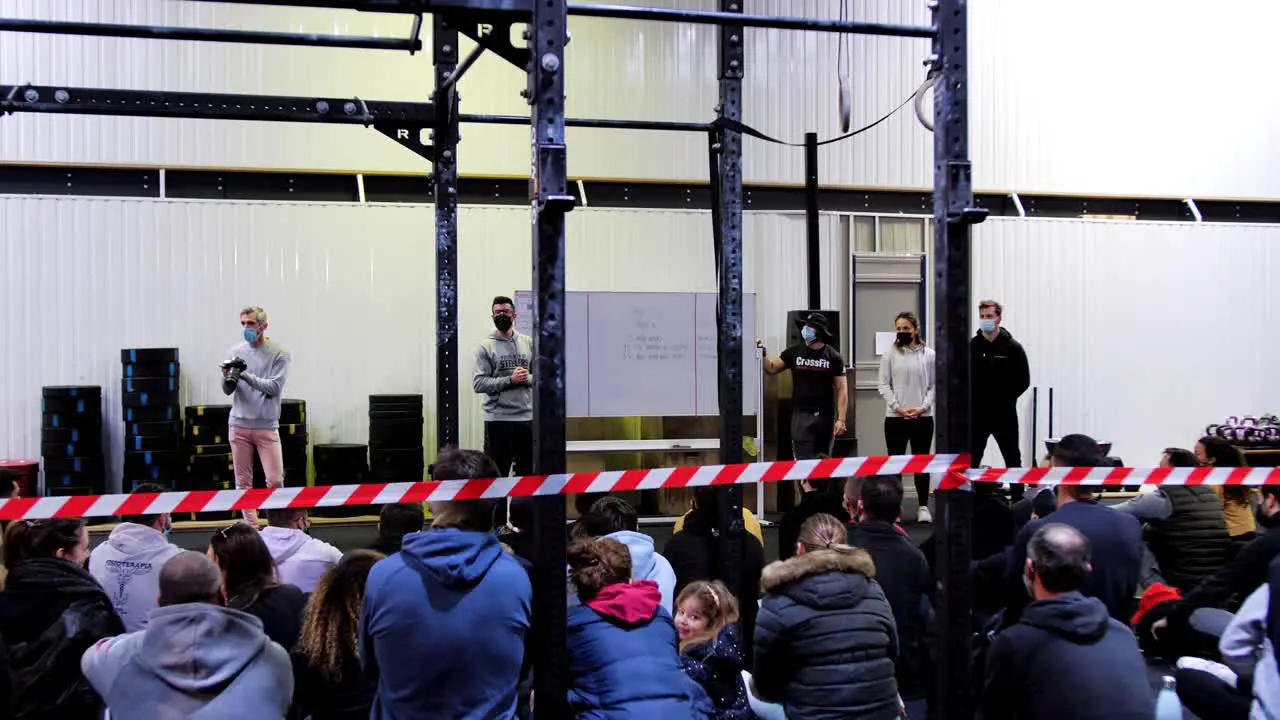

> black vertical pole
[933,0,986,717]
[433,16,460,452]
[714,0,745,621]
[804,131,821,310]
[529,0,574,718]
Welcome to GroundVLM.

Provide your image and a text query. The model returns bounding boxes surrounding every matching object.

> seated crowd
[0,431,1274,719]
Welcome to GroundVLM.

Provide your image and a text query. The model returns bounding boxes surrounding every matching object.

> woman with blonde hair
[675,581,753,719]
[753,513,900,719]
[291,549,384,720]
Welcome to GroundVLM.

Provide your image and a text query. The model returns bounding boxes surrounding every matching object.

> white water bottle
[1154,675,1181,720]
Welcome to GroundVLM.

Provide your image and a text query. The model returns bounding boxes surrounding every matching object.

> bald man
[82,551,293,719]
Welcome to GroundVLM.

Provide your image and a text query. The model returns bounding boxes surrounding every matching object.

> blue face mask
[242,327,259,343]
[979,318,997,334]
[801,326,818,343]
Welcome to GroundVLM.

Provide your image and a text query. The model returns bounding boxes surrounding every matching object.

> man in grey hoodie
[82,551,293,720]
[87,482,183,632]
[472,295,534,478]
[221,305,291,524]
[573,496,677,614]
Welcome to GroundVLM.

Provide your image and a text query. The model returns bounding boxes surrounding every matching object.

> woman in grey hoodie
[877,311,937,523]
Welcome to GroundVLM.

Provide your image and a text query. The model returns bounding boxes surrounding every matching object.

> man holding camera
[221,306,291,524]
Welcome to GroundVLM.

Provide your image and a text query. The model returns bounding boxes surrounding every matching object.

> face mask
[1023,568,1035,598]
[242,327,259,343]
[800,326,817,343]
[979,319,997,334]
[1257,504,1280,530]
[493,315,513,332]
[896,331,914,346]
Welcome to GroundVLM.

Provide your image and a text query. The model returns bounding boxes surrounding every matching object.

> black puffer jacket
[753,548,899,720]
[1146,486,1231,592]
[0,558,124,720]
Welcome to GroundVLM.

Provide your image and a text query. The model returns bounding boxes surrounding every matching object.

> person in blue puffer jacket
[565,537,714,719]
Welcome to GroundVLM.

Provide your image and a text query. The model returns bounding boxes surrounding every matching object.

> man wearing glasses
[472,295,534,478]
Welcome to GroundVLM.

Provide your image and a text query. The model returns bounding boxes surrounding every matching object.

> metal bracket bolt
[54,89,69,104]
[315,100,329,114]
[342,102,357,116]
[22,88,38,102]
[540,53,561,73]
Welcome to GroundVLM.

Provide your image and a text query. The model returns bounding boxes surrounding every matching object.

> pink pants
[230,425,283,524]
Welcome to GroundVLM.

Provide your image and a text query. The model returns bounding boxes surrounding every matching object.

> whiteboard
[514,291,757,417]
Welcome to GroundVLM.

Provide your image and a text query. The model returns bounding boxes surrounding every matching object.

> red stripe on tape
[342,483,388,506]
[612,469,652,493]
[661,466,699,489]
[812,457,845,481]
[290,486,331,509]
[0,498,38,521]
[562,472,600,495]
[1224,467,1250,486]
[52,494,99,519]
[711,464,748,486]
[1103,467,1133,485]
[760,461,796,483]
[509,475,548,498]
[1185,467,1211,486]
[901,454,933,475]
[452,479,492,501]
[172,491,218,514]
[398,481,436,504]
[855,456,888,476]
[115,492,161,518]
[232,488,275,511]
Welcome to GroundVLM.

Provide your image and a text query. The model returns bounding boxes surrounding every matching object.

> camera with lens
[221,357,248,383]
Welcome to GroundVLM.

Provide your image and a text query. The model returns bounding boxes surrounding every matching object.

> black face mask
[493,315,513,332]
[1257,505,1280,530]
[896,331,914,346]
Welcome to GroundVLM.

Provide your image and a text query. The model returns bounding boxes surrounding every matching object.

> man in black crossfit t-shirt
[758,313,848,459]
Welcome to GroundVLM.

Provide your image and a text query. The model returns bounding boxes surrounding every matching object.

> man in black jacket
[981,523,1154,720]
[971,300,1030,498]
[847,476,934,704]
[778,475,849,561]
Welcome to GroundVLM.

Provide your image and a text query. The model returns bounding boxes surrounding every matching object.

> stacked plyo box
[314,441,368,518]
[368,394,425,483]
[121,349,183,490]
[254,399,308,488]
[185,404,233,491]
[41,385,105,496]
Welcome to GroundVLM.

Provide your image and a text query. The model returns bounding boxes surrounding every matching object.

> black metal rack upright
[0,2,982,715]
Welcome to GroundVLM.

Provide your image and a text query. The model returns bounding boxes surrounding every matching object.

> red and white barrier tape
[9,454,1280,521]
[5,453,965,521]
[936,465,1280,490]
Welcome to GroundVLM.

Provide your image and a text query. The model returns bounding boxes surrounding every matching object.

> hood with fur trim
[760,548,878,611]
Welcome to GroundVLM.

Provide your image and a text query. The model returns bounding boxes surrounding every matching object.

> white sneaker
[917,507,933,524]
[1176,656,1238,688]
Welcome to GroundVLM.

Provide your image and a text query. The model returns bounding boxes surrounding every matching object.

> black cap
[795,312,833,340]
[1050,433,1109,468]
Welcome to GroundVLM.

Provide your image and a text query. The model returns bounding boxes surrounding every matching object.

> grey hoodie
[472,330,534,422]
[877,344,936,418]
[81,603,293,720]
[223,340,291,429]
[87,523,183,632]
[260,526,343,594]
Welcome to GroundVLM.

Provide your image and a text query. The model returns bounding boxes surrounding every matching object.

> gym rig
[0,1,987,716]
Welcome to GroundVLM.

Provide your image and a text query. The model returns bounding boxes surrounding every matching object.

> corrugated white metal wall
[7,1,1272,197]
[0,196,845,488]
[973,217,1280,467]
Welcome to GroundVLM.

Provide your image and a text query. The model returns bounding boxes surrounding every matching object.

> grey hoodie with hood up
[81,602,293,720]
[87,522,183,632]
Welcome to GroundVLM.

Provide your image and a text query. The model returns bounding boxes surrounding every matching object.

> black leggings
[1175,668,1250,720]
[885,416,935,505]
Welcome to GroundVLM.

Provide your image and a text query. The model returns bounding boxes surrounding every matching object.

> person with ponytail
[753,513,900,720]
[207,522,306,651]
[0,518,123,719]
[674,581,753,720]
[877,311,937,524]
[292,550,383,720]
